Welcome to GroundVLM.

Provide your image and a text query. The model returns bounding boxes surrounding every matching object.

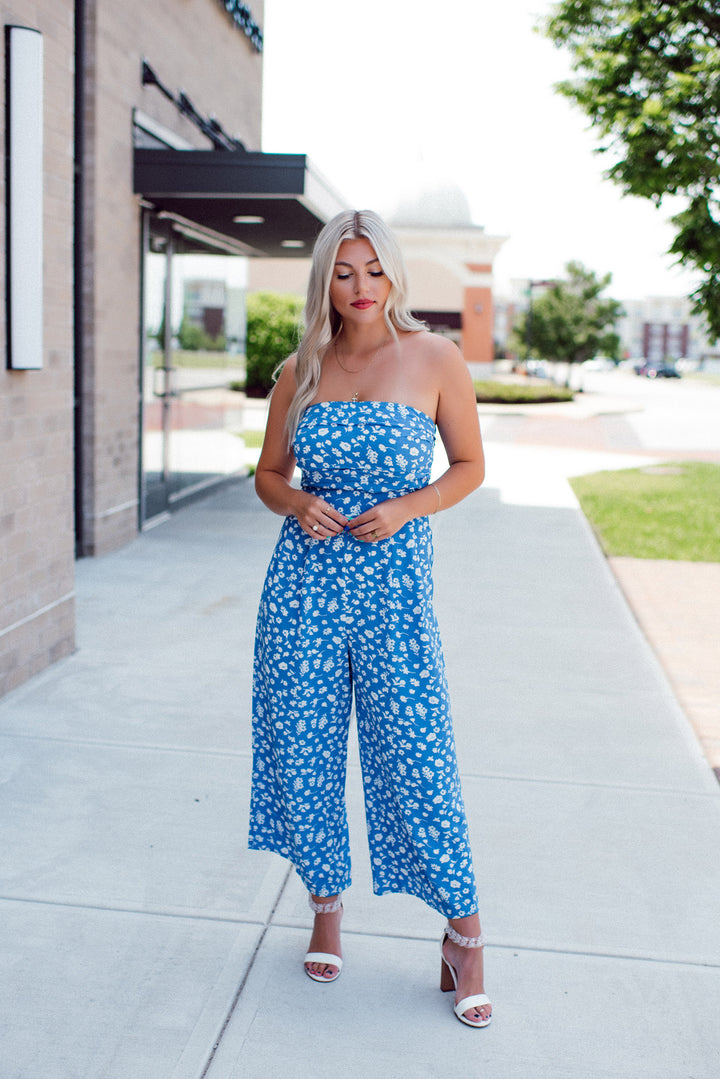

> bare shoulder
[403,330,469,384]
[277,352,298,383]
[270,353,298,402]
[406,329,462,363]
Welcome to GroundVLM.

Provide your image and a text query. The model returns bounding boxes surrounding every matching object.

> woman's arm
[347,338,484,541]
[254,358,348,538]
[431,337,486,506]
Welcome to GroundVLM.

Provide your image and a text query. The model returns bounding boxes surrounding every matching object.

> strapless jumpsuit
[248,400,479,918]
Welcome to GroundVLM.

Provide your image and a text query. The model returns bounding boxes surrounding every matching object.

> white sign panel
[6,26,44,370]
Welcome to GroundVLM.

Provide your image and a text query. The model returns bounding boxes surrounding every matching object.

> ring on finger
[312,524,320,533]
[371,530,379,540]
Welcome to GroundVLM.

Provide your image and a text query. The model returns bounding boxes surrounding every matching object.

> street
[581,367,720,456]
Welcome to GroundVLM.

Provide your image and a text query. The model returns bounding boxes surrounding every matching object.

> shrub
[245,292,304,397]
[473,380,574,404]
[177,316,226,352]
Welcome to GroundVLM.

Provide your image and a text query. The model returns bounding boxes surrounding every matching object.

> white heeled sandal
[440,923,492,1028]
[304,894,343,983]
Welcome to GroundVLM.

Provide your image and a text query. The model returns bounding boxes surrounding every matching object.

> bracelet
[430,482,442,514]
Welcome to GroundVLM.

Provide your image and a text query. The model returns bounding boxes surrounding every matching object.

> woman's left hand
[347,498,410,543]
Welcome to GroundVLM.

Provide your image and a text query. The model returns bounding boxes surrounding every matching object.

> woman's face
[329,237,392,325]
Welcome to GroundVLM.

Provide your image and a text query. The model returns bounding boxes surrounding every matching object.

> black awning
[134,149,348,257]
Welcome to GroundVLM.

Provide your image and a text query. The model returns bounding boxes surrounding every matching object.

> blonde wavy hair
[283,209,426,444]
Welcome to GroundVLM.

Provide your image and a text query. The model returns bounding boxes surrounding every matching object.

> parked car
[582,356,616,371]
[525,359,552,379]
[634,360,681,378]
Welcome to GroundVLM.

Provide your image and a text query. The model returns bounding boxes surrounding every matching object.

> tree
[543,1,720,337]
[513,262,623,385]
[177,313,225,352]
[245,292,304,397]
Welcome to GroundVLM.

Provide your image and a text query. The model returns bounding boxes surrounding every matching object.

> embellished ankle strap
[308,894,343,914]
[445,923,487,948]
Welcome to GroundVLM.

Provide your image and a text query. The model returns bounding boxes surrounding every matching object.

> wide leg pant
[248,513,479,919]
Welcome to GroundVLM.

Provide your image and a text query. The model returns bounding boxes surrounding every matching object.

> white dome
[389,180,474,229]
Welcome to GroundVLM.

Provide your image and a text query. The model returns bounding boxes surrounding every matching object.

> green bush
[473,380,574,404]
[177,315,226,352]
[245,292,304,397]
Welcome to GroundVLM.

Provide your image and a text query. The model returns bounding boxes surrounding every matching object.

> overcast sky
[260,0,700,301]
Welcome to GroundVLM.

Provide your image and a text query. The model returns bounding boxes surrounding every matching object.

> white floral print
[248,401,479,918]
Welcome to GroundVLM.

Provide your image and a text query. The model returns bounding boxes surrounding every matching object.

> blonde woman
[248,210,491,1027]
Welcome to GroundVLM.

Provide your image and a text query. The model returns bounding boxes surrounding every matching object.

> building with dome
[248,180,507,370]
[386,181,507,370]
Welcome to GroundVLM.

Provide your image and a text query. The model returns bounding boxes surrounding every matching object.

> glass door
[140,219,247,524]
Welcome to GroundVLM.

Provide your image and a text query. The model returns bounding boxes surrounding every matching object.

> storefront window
[140,226,248,523]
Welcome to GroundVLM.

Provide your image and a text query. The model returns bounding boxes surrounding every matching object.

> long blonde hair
[283,209,426,443]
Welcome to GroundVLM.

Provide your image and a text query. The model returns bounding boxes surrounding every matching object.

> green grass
[151,350,245,369]
[239,429,265,449]
[474,380,574,404]
[570,463,720,561]
[687,371,720,387]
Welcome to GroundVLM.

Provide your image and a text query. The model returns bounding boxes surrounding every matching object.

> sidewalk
[2,441,720,1078]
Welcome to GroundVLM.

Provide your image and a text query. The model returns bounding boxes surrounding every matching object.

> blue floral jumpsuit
[248,400,479,918]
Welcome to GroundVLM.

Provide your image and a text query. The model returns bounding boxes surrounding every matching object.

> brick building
[1,0,344,695]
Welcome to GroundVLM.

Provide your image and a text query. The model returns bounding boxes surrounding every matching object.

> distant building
[248,181,507,372]
[388,182,506,371]
[617,297,714,362]
[184,279,227,338]
[494,287,720,365]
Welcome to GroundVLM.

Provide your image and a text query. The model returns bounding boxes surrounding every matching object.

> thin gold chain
[334,336,389,376]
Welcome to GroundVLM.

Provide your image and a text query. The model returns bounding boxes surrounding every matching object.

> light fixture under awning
[134,148,348,257]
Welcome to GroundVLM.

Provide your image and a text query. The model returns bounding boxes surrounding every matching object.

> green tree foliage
[154,309,225,351]
[177,314,225,352]
[245,292,304,397]
[513,262,623,383]
[543,1,720,336]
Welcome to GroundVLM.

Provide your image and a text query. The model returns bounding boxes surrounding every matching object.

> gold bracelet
[430,482,442,513]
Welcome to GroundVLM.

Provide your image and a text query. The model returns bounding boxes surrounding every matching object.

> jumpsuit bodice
[293,400,436,521]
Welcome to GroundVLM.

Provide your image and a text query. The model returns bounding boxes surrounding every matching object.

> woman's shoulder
[280,352,298,376]
[402,329,463,368]
[265,353,298,412]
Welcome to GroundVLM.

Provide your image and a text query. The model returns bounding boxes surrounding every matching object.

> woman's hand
[293,492,349,540]
[347,498,411,543]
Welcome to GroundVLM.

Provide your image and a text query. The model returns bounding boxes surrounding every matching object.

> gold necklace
[335,337,389,402]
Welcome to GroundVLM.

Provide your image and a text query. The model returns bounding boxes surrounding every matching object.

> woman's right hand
[292,492,348,539]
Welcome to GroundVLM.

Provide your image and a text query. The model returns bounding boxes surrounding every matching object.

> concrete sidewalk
[2,441,720,1079]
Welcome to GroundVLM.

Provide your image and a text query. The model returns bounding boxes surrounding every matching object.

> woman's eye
[336,272,351,280]
[370,271,385,278]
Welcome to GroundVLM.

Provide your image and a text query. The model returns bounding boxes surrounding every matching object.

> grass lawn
[239,429,265,449]
[151,350,245,369]
[687,371,720,387]
[570,462,720,562]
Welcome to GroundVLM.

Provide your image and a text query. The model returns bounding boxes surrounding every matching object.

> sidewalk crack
[197,864,293,1079]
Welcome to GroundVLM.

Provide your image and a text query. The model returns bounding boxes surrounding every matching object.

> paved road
[480,367,720,461]
[582,367,720,456]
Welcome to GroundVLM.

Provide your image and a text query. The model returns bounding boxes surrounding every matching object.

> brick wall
[0,1,76,695]
[0,0,264,693]
[78,0,264,554]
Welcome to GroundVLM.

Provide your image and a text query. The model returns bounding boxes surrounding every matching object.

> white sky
[260,0,699,301]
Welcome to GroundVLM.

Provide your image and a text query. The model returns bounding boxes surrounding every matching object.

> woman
[248,210,491,1028]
